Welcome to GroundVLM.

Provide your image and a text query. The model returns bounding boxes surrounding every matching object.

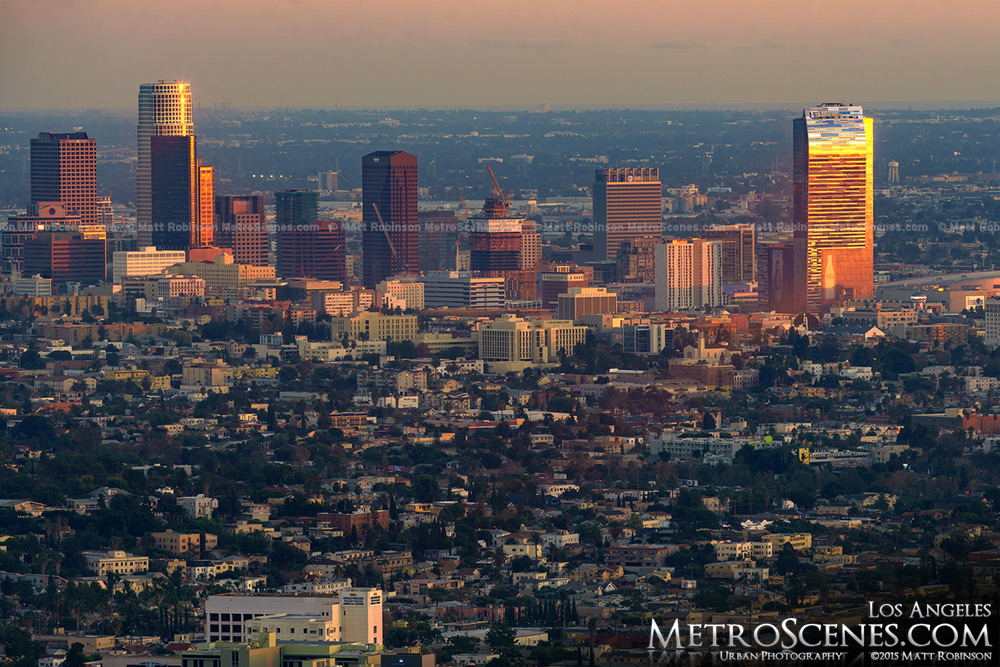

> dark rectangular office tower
[593,167,662,262]
[702,223,755,284]
[362,151,418,287]
[150,135,197,251]
[275,189,319,228]
[216,195,269,266]
[277,220,346,280]
[275,190,319,274]
[24,231,106,285]
[757,242,796,313]
[30,132,98,229]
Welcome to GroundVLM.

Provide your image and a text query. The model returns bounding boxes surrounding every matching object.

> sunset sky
[2,0,999,110]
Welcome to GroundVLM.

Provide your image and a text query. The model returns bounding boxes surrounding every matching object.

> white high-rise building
[654,239,722,311]
[137,81,194,248]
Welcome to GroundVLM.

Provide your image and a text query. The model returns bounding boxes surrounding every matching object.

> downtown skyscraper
[149,135,199,251]
[593,167,662,262]
[137,80,194,248]
[30,132,98,230]
[793,104,874,313]
[362,151,418,288]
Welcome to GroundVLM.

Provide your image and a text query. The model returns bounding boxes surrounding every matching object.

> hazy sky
[3,0,1000,110]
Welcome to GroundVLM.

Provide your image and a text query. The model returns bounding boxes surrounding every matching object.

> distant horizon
[5,100,1000,115]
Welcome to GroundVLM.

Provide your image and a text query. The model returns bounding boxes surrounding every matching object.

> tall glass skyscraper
[793,104,874,313]
[362,151,418,288]
[137,80,193,248]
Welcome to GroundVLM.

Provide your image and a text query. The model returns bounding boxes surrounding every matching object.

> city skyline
[3,1,1000,111]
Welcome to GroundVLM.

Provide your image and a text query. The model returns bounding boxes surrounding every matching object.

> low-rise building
[82,550,149,576]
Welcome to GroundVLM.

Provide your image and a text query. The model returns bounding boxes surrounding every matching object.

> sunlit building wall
[138,81,194,248]
[793,104,874,313]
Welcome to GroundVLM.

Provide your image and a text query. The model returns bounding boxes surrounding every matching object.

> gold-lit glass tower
[793,104,874,313]
[137,80,193,248]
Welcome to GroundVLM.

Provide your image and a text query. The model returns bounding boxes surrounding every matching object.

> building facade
[420,271,505,310]
[149,135,198,251]
[477,315,588,372]
[616,236,661,283]
[111,246,187,283]
[138,80,194,248]
[593,167,662,261]
[3,203,83,274]
[215,195,269,267]
[757,242,796,312]
[24,231,105,285]
[556,287,618,320]
[540,271,589,311]
[654,239,722,311]
[702,223,755,284]
[30,132,98,231]
[277,220,346,281]
[362,151,419,287]
[329,311,418,343]
[793,104,874,312]
[205,590,382,645]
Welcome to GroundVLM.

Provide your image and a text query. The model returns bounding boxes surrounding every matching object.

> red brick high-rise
[277,220,346,281]
[362,151,418,287]
[30,132,98,229]
[216,195,269,267]
[23,230,105,285]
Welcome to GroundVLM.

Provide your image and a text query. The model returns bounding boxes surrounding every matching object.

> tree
[485,621,519,660]
[2,626,40,661]
[412,475,441,502]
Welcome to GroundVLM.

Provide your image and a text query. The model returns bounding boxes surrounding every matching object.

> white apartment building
[178,494,219,519]
[378,277,425,310]
[476,314,588,372]
[420,271,505,309]
[112,246,187,283]
[654,239,722,311]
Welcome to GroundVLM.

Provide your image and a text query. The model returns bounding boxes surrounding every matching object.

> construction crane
[484,164,510,210]
[371,202,398,271]
[458,195,472,219]
[299,243,344,279]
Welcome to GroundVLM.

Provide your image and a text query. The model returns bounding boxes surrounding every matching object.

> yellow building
[149,375,172,391]
[104,368,150,382]
[329,311,418,343]
[150,530,218,555]
[476,314,588,372]
[761,533,813,551]
[377,278,425,310]
[168,253,276,298]
[82,550,149,576]
[183,361,234,387]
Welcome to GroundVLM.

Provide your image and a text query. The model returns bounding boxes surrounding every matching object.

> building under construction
[468,168,537,301]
